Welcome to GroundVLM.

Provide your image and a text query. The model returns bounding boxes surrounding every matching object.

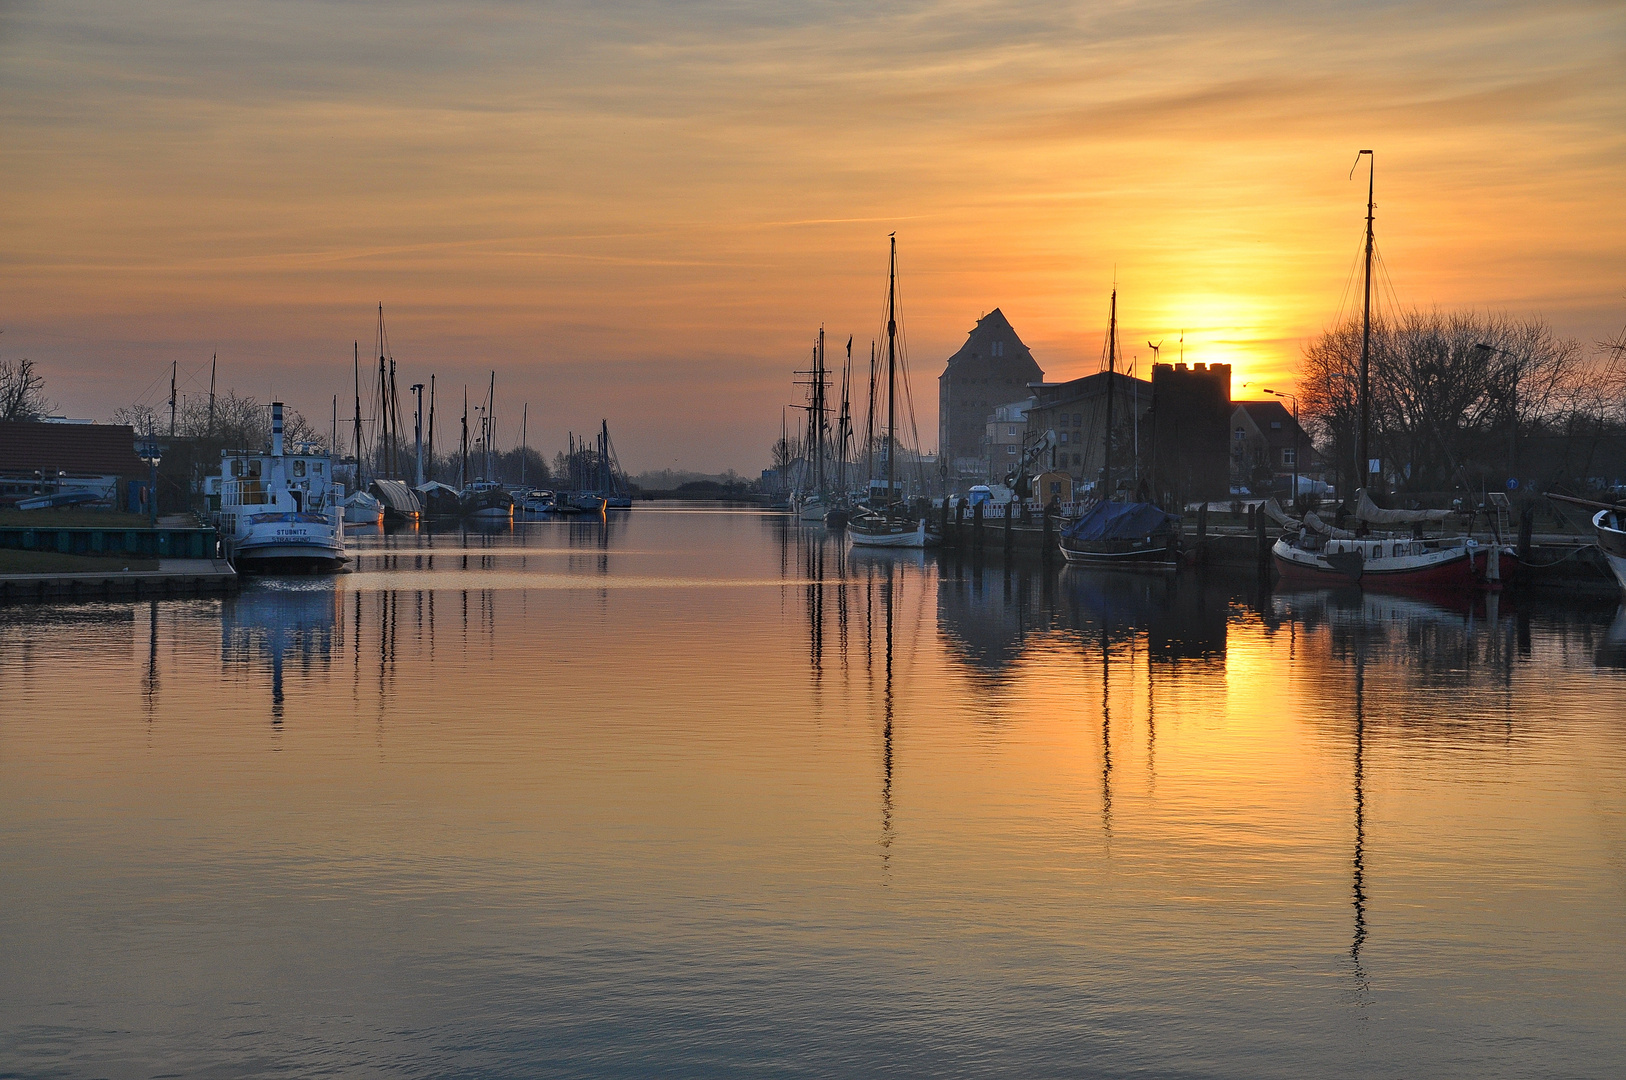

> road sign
[1507,477,1519,491]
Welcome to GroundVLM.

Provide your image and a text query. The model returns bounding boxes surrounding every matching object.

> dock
[0,558,239,601]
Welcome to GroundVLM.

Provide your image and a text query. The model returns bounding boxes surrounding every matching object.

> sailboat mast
[886,234,897,506]
[1104,288,1116,502]
[816,327,826,496]
[487,371,496,483]
[353,342,364,488]
[460,386,468,489]
[521,403,528,487]
[1358,149,1375,491]
[838,336,852,494]
[427,374,436,480]
[866,341,876,493]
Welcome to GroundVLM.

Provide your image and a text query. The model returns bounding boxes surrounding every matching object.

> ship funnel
[271,401,284,457]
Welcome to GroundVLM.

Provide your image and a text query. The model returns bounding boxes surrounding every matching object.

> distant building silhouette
[939,310,1044,487]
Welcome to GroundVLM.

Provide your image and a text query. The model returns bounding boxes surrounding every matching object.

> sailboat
[848,235,941,549]
[460,371,516,521]
[365,306,423,523]
[1059,288,1183,568]
[790,330,831,523]
[1271,153,1515,591]
[342,341,385,525]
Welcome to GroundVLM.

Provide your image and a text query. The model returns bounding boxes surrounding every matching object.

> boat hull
[1059,541,1179,570]
[1272,536,1512,591]
[1594,510,1626,591]
[231,513,346,573]
[848,516,940,548]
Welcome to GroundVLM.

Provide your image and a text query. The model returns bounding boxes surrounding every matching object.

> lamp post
[1260,389,1300,509]
[138,438,162,527]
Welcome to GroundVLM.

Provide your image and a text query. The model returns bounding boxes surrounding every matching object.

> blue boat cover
[1062,501,1179,541]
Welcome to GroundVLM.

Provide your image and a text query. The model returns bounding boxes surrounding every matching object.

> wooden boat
[1056,288,1174,568]
[460,479,514,521]
[1060,501,1181,569]
[848,234,940,550]
[1271,491,1514,590]
[1269,154,1511,594]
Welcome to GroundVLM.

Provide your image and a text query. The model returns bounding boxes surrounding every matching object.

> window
[1282,448,1296,466]
[1060,431,1069,444]
[1008,426,1017,436]
[1270,420,1282,430]
[292,460,306,477]
[1073,413,1082,426]
[991,341,1004,357]
[1235,427,1246,442]
[1006,445,1017,455]
[313,463,323,475]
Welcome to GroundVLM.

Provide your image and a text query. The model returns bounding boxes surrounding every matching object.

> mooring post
[1042,505,1055,563]
[954,498,965,548]
[973,500,984,550]
[1518,504,1534,564]
[1003,499,1013,553]
[1255,503,1269,576]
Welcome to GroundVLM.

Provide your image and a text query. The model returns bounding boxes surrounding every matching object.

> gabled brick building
[939,309,1044,487]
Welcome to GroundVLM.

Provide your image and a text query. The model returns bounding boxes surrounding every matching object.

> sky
[2,0,1622,472]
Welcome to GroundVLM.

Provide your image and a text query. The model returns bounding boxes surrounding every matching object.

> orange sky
[2,1,1622,471]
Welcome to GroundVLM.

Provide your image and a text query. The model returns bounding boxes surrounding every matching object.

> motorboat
[518,489,559,516]
[1059,501,1181,569]
[212,402,346,572]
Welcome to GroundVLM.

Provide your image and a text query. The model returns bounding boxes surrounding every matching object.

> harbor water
[3,508,1624,1078]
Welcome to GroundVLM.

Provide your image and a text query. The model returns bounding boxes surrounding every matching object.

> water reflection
[221,582,339,725]
[9,513,1622,1077]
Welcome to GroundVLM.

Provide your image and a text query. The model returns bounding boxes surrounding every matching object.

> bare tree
[1301,310,1604,493]
[0,358,51,421]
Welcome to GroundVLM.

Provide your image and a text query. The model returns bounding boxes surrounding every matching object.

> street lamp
[1259,389,1299,508]
[137,437,162,527]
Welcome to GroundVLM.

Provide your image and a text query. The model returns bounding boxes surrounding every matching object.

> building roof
[1232,401,1306,449]
[0,421,145,477]
[942,308,1044,378]
[1028,370,1151,409]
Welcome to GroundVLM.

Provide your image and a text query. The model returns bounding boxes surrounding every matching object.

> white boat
[1594,508,1626,591]
[793,493,827,522]
[213,403,347,572]
[343,489,383,525]
[847,510,939,548]
[518,489,559,516]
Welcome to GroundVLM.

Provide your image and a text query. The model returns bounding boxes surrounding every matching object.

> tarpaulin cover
[1062,501,1178,542]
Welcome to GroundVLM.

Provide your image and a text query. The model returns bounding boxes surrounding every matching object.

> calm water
[3,508,1625,1078]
